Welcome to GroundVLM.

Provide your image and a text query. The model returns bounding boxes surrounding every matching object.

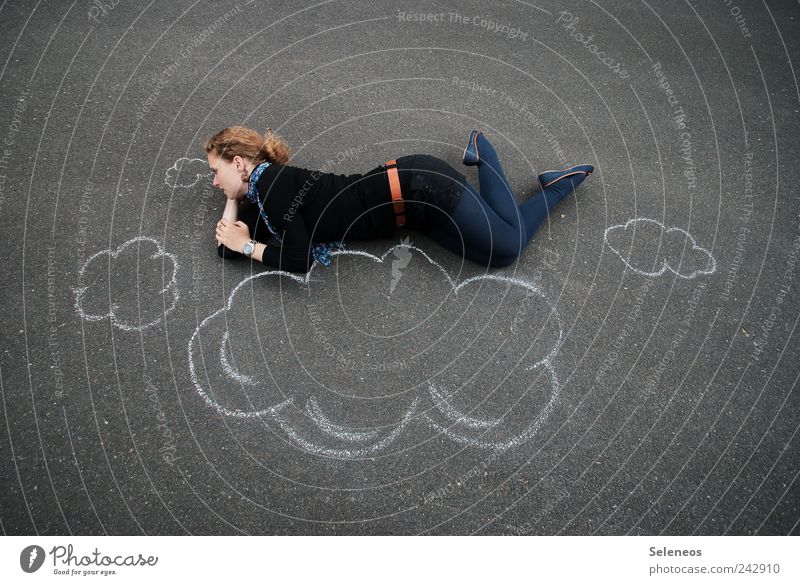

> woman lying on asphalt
[207,126,593,273]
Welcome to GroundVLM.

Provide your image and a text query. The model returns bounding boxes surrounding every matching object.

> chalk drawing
[306,396,380,442]
[420,272,564,452]
[423,362,560,452]
[165,157,211,188]
[604,218,717,279]
[73,236,179,331]
[220,331,258,386]
[188,243,564,456]
[427,381,497,429]
[270,397,420,458]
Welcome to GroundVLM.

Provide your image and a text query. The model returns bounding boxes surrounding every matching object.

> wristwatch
[242,239,258,258]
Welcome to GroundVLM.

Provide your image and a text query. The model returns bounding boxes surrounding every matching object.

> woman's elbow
[289,260,313,274]
[285,253,313,273]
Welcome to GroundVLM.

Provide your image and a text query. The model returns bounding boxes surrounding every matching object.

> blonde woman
[207,126,592,273]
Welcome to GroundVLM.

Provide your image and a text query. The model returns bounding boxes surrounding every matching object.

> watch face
[243,242,254,255]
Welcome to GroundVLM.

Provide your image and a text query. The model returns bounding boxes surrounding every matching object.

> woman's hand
[215,219,251,253]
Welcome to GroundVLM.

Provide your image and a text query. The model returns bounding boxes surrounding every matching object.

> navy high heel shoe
[462,129,483,166]
[538,164,594,189]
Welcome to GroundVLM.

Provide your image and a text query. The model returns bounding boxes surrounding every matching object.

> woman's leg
[473,132,588,248]
[424,132,590,267]
[518,174,586,243]
[473,133,524,231]
[425,177,587,268]
[422,182,521,267]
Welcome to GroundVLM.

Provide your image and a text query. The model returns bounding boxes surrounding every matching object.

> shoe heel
[462,130,482,166]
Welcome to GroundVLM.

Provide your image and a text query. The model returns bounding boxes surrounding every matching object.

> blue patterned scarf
[245,161,346,267]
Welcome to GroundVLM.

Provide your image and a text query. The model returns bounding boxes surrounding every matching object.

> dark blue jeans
[422,133,585,267]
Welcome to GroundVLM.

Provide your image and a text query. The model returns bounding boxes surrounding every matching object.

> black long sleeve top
[217,154,467,273]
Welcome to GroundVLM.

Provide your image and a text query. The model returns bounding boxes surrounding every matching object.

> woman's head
[203,126,292,200]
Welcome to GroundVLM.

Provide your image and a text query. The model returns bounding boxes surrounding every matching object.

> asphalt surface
[1,0,799,535]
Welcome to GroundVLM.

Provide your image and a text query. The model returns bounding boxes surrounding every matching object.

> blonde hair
[203,125,292,166]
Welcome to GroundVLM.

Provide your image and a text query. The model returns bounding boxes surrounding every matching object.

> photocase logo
[20,545,45,573]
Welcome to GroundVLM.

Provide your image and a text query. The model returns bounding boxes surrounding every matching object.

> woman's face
[207,152,249,200]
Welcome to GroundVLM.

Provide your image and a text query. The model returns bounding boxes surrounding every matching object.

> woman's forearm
[217,198,240,250]
[252,243,267,262]
[222,198,238,222]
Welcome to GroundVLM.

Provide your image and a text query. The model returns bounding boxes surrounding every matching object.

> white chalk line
[604,217,717,279]
[165,157,211,188]
[428,381,498,430]
[422,361,561,452]
[73,236,179,331]
[270,397,420,458]
[188,243,565,454]
[220,331,258,386]
[306,396,381,443]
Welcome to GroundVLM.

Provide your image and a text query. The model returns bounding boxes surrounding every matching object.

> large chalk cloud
[188,244,565,456]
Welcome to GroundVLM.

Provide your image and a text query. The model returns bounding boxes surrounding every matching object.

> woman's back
[255,162,396,241]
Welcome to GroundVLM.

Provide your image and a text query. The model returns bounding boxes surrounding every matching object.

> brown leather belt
[385,159,405,227]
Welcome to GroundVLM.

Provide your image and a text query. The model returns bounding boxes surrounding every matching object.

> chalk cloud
[73,236,179,331]
[604,218,717,279]
[165,157,211,188]
[188,243,565,457]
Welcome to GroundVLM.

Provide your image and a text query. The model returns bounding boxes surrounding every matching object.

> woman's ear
[232,155,244,170]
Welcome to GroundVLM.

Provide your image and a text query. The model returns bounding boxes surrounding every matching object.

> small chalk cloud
[188,243,565,457]
[165,157,210,188]
[604,218,717,279]
[73,237,179,331]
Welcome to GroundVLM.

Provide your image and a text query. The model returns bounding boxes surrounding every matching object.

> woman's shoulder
[254,163,320,209]
[255,163,296,188]
[258,162,321,181]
